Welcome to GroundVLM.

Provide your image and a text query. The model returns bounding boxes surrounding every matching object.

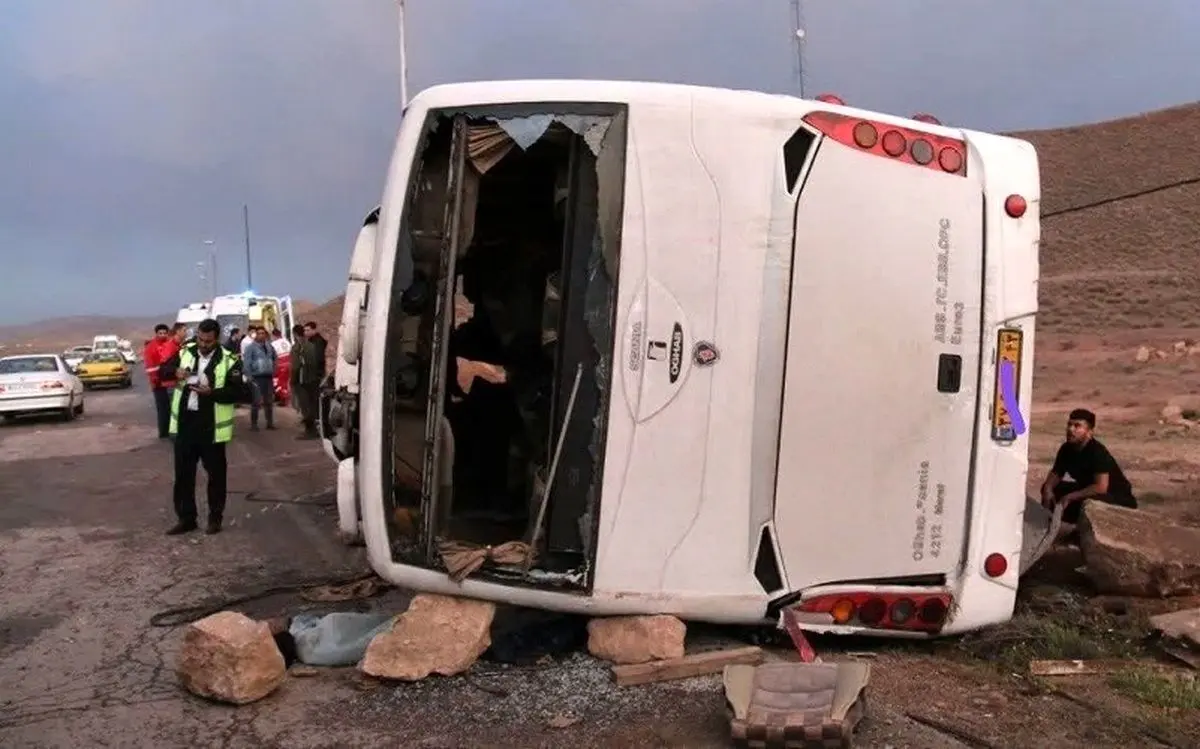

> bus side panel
[944,133,1040,634]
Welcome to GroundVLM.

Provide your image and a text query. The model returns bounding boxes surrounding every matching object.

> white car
[0,354,86,422]
[62,345,92,370]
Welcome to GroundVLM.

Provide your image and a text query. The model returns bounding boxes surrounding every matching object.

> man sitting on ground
[1039,408,1137,537]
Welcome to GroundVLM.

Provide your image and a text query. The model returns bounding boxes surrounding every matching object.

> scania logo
[668,323,684,383]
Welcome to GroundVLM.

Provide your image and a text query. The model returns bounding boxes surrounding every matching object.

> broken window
[384,105,628,589]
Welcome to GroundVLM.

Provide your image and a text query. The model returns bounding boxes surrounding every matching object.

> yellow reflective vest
[168,346,237,443]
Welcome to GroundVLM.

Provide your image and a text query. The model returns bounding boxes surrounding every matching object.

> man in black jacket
[294,321,327,440]
[158,319,249,535]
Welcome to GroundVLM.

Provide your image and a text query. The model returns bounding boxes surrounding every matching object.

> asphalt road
[0,371,968,749]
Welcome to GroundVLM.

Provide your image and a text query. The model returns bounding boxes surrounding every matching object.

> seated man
[1039,408,1137,528]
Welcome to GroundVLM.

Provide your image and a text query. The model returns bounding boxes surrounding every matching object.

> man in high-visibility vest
[158,318,249,535]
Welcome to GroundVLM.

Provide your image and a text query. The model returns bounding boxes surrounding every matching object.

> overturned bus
[320,80,1042,637]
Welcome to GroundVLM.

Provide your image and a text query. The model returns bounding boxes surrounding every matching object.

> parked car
[75,352,133,390]
[0,354,85,421]
[62,345,92,370]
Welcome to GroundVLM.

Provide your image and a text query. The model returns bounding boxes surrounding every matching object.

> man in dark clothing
[224,327,242,353]
[291,323,322,439]
[158,318,249,535]
[1040,408,1137,527]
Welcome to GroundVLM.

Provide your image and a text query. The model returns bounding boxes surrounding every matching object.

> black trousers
[1053,480,1137,524]
[152,387,172,438]
[295,384,320,431]
[173,438,228,522]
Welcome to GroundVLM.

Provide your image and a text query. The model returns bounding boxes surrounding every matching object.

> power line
[1042,175,1200,219]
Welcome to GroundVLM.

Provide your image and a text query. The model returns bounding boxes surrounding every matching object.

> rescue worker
[158,318,249,535]
[144,323,186,439]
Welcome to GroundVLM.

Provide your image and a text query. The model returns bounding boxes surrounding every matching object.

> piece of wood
[1028,659,1130,676]
[611,646,765,686]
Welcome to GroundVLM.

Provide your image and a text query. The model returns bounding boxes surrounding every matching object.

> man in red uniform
[145,323,186,438]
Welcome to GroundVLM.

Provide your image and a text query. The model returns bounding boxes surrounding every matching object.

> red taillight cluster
[803,110,967,177]
[795,591,952,633]
[41,381,65,390]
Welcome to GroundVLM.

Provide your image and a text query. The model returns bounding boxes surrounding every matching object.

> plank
[611,646,766,686]
[1028,659,1130,676]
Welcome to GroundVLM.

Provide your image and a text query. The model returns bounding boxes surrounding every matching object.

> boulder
[587,614,687,664]
[1161,404,1185,424]
[359,594,495,681]
[177,611,286,705]
[1078,501,1200,597]
[1135,345,1152,363]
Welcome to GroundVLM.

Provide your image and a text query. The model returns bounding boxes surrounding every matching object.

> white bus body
[209,292,295,346]
[322,80,1040,637]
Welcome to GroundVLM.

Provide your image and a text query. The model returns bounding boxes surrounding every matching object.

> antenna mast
[791,0,807,99]
[397,0,410,110]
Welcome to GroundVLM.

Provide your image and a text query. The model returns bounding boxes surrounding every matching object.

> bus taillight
[795,591,953,633]
[803,111,968,177]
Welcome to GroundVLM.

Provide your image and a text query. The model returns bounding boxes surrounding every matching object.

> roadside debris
[586,614,686,665]
[290,611,394,667]
[360,594,496,681]
[611,645,765,686]
[725,660,870,749]
[177,611,286,705]
[1078,501,1200,597]
[1029,659,1129,676]
[1150,607,1200,669]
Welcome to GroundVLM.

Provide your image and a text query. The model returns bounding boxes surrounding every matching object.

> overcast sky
[1,0,1197,324]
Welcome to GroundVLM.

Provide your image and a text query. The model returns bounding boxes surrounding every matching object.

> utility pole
[791,0,807,99]
[203,239,217,299]
[397,0,410,110]
[243,204,253,290]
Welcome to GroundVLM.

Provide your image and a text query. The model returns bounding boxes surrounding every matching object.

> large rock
[587,614,686,664]
[177,611,286,704]
[359,594,495,681]
[1078,501,1200,597]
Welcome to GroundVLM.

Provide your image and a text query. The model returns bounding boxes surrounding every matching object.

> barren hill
[0,315,163,353]
[1014,102,1200,332]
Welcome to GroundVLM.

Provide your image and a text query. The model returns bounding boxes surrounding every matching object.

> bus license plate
[991,329,1023,441]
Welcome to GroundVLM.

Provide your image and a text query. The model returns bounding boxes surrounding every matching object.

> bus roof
[409,79,1021,146]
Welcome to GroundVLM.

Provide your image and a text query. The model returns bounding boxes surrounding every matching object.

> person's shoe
[205,518,223,535]
[250,424,260,431]
[265,424,277,431]
[166,521,198,535]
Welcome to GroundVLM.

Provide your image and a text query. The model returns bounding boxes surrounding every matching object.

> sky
[1,0,1198,324]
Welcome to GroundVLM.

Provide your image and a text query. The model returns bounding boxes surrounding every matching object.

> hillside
[1014,102,1200,332]
[0,315,164,353]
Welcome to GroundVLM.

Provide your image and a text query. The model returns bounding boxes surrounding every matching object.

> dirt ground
[2,335,1199,749]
